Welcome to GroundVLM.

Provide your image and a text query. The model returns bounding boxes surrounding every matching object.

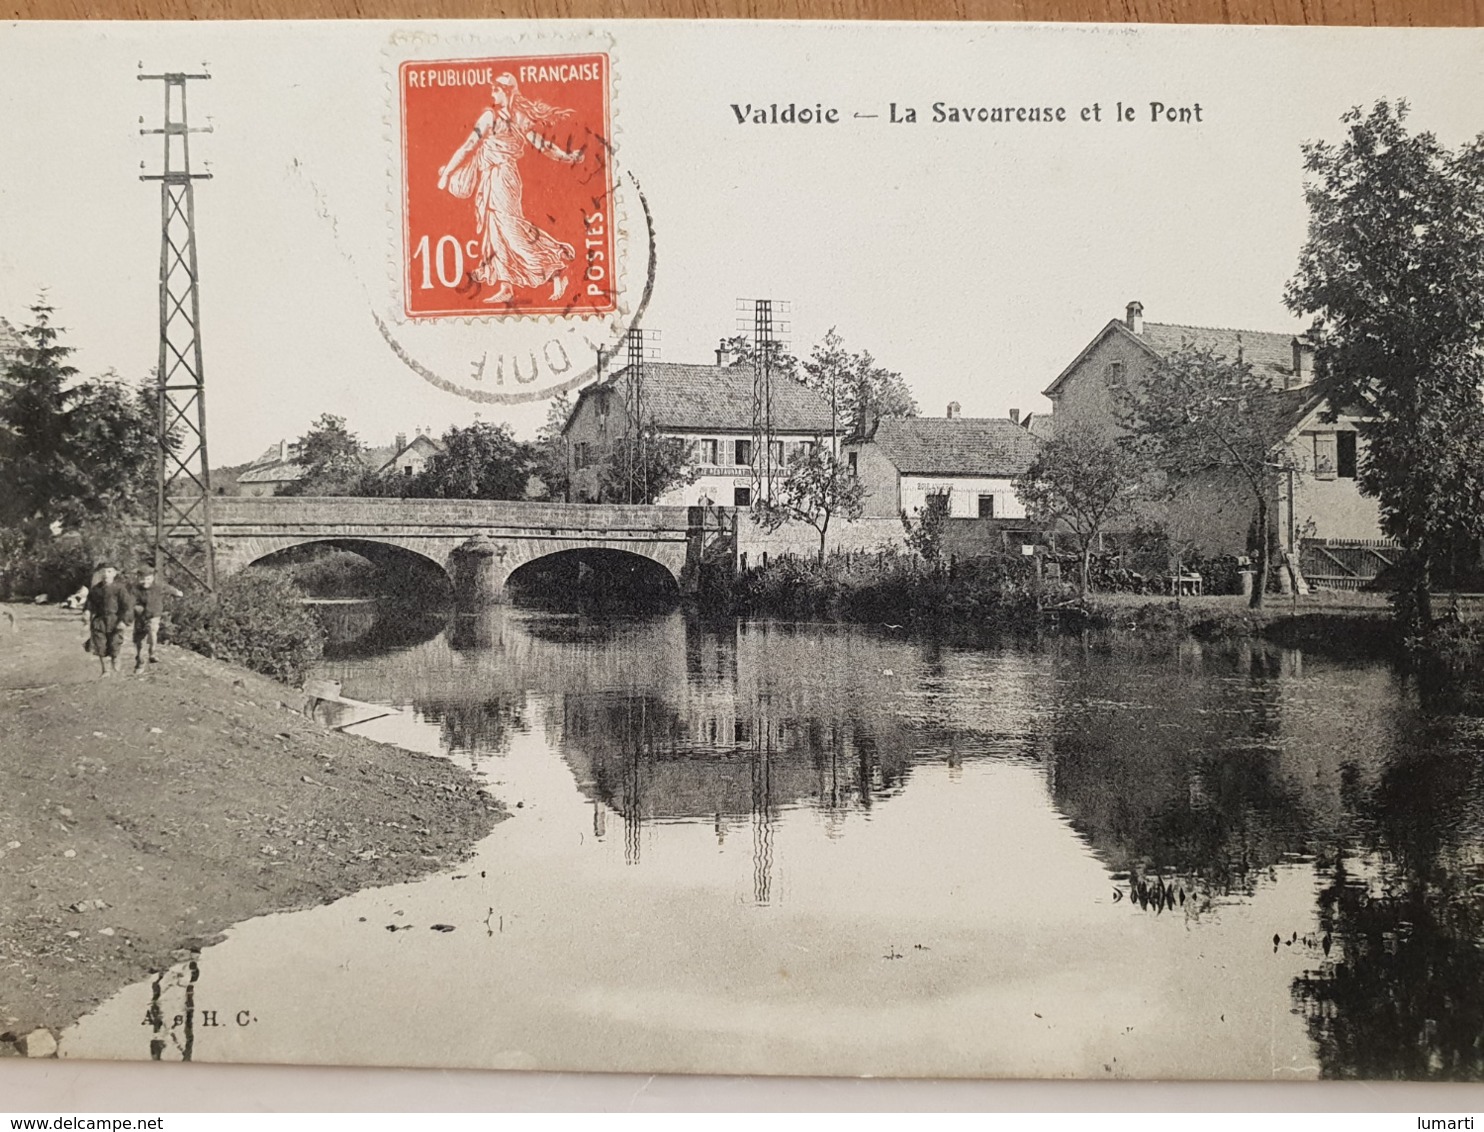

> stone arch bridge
[200,497,733,601]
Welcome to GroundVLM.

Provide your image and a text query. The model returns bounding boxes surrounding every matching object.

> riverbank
[0,604,503,1056]
[730,553,1407,655]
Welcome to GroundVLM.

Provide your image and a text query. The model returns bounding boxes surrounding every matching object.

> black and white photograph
[2,18,1484,1089]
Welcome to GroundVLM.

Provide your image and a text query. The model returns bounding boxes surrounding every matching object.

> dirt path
[0,604,502,1056]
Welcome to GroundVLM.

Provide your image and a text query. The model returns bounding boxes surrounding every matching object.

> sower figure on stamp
[84,562,134,679]
[132,567,183,672]
[437,73,585,305]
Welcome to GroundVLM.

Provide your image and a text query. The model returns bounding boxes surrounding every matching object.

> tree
[281,413,366,496]
[1016,425,1147,595]
[532,392,572,500]
[1116,343,1297,608]
[717,333,801,383]
[1285,99,1484,627]
[800,327,917,437]
[0,300,157,531]
[723,328,919,437]
[68,373,159,521]
[596,426,697,504]
[901,490,952,564]
[407,421,535,500]
[757,447,865,562]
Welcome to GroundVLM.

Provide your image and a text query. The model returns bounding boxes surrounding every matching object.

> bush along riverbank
[727,552,1422,657]
[0,603,504,1057]
[728,552,1091,631]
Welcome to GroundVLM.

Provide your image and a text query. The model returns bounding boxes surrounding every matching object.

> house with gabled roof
[561,354,837,507]
[1044,300,1383,575]
[844,404,1042,520]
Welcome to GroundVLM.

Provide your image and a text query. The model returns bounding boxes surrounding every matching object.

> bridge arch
[504,546,682,607]
[229,536,455,595]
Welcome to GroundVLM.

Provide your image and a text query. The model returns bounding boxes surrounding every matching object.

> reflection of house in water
[552,620,927,895]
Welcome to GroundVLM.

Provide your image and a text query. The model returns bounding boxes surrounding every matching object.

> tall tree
[800,327,917,436]
[1285,100,1484,627]
[281,413,367,496]
[1117,344,1299,608]
[1016,425,1147,595]
[0,299,83,528]
[722,328,918,437]
[0,301,157,531]
[758,447,865,563]
[408,421,535,500]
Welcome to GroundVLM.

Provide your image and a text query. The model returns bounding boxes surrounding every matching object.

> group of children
[80,563,184,678]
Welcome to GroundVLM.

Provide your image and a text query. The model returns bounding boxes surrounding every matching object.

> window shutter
[1314,433,1337,480]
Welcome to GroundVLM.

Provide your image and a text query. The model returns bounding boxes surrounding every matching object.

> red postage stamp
[398,53,616,319]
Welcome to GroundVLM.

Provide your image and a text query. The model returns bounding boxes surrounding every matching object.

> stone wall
[734,515,906,566]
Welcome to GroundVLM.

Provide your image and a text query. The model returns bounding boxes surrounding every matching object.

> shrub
[0,520,149,601]
[166,571,324,685]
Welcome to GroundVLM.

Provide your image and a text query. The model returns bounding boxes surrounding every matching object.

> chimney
[1125,300,1145,335]
[1009,408,1020,425]
[278,439,287,461]
[947,401,961,419]
[715,339,729,366]
[1292,335,1315,386]
[395,432,407,453]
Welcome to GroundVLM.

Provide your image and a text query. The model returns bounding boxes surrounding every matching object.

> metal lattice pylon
[623,327,659,503]
[737,298,790,506]
[140,71,216,591]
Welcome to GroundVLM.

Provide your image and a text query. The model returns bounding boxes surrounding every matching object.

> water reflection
[309,607,1484,1077]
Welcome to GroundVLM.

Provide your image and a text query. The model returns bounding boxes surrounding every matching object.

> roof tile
[863,417,1042,477]
[584,362,836,433]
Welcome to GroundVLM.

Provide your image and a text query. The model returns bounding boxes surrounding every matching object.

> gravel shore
[0,604,502,1055]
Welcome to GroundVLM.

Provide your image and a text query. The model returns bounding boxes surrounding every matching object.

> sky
[1,21,1483,466]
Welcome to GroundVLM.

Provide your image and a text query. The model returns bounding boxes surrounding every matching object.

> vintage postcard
[2,18,1484,1085]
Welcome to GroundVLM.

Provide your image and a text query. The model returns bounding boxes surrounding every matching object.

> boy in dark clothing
[84,563,134,677]
[133,568,184,671]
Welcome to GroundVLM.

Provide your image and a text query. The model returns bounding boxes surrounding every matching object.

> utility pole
[624,328,659,504]
[140,69,216,591]
[738,298,790,507]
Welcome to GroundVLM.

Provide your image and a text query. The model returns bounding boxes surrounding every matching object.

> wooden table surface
[6,0,1482,27]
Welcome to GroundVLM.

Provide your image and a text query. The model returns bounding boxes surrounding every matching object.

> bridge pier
[449,534,509,606]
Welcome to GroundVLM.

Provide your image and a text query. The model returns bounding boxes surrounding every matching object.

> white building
[562,358,837,507]
[844,405,1042,520]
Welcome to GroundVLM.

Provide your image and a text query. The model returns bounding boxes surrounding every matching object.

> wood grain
[6,0,1482,27]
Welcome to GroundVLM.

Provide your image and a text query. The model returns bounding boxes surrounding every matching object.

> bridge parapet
[210,497,695,531]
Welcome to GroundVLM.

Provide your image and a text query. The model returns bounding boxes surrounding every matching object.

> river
[60,605,1484,1079]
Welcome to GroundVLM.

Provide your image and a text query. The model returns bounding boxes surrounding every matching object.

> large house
[562,356,837,507]
[1043,300,1382,564]
[844,404,1042,520]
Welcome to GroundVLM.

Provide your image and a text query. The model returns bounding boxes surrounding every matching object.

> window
[734,486,752,507]
[573,441,592,469]
[770,440,785,467]
[734,438,753,467]
[1313,433,1337,480]
[1337,431,1357,479]
[403,465,414,477]
[847,451,858,475]
[1106,360,1125,383]
[700,438,719,465]
[926,490,952,516]
[978,494,995,518]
